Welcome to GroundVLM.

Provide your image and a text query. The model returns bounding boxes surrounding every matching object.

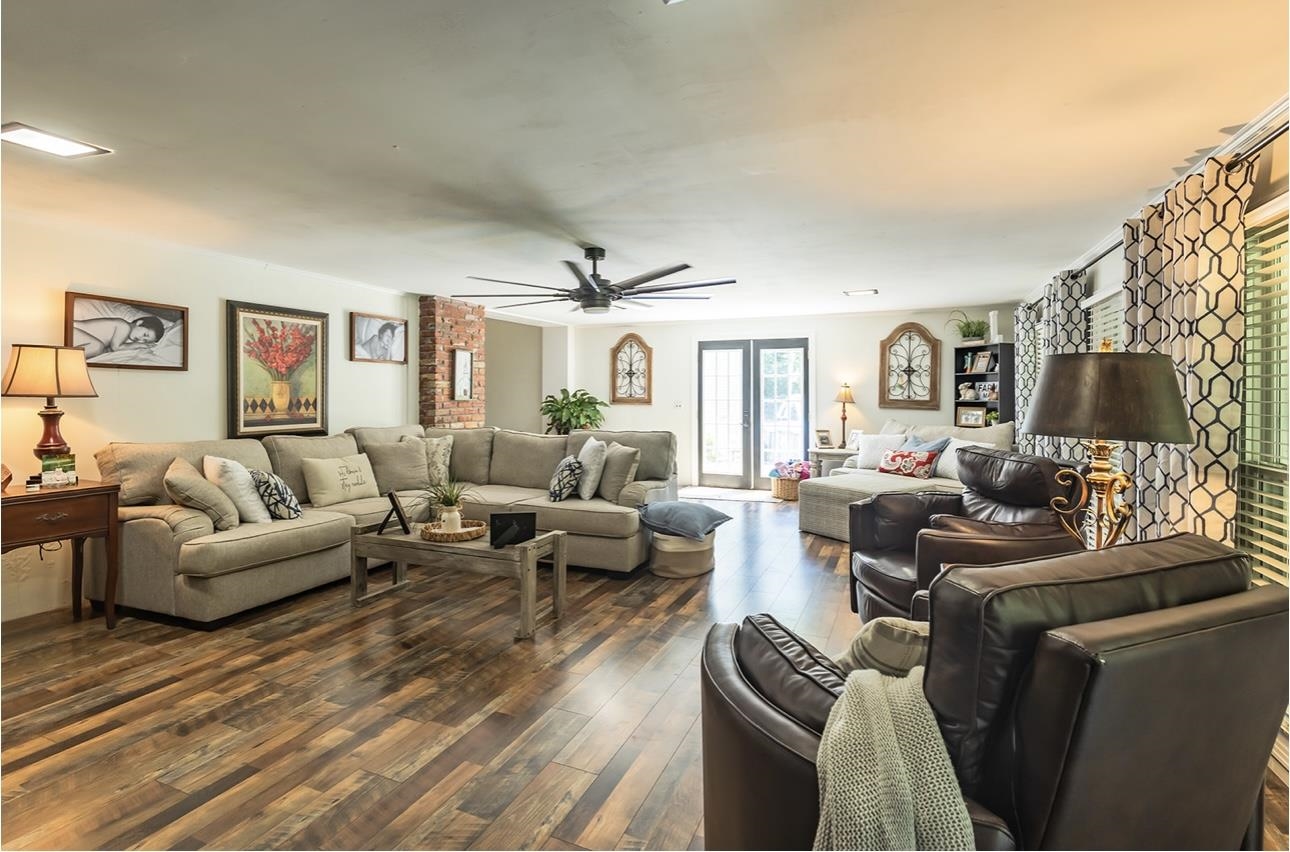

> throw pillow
[549,455,583,502]
[597,442,641,503]
[900,435,951,455]
[833,617,930,676]
[575,436,608,500]
[300,454,380,507]
[852,434,907,469]
[365,440,431,492]
[404,433,453,486]
[163,457,239,531]
[876,449,938,479]
[879,419,910,436]
[846,429,864,450]
[934,438,989,481]
[248,469,303,520]
[203,455,273,523]
[637,501,732,541]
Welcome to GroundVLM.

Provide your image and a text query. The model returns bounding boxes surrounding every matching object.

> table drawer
[2,493,112,544]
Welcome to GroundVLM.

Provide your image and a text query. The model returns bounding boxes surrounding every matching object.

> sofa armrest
[850,491,963,555]
[118,505,214,542]
[617,477,677,508]
[915,528,1084,590]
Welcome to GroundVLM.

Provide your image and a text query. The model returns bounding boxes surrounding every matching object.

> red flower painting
[243,318,317,381]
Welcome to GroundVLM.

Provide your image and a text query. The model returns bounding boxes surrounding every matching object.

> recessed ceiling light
[843,288,879,296]
[1,123,112,158]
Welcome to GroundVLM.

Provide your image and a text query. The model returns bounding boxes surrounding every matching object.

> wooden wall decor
[610,333,652,404]
[878,321,940,410]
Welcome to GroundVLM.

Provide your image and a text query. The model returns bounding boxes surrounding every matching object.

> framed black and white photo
[815,429,833,448]
[453,348,473,400]
[956,406,987,427]
[349,312,407,364]
[65,291,188,370]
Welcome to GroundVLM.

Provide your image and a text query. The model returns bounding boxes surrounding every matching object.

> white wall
[572,305,1015,486]
[485,318,543,432]
[1,212,417,620]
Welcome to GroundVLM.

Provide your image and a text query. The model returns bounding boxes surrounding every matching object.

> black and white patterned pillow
[548,456,583,502]
[249,469,303,520]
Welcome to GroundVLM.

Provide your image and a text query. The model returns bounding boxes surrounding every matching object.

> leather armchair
[701,533,1289,850]
[849,446,1084,620]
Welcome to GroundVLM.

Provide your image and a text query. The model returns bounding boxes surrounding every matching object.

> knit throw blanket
[813,666,975,850]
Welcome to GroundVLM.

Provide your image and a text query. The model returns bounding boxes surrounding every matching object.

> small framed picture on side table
[815,429,833,448]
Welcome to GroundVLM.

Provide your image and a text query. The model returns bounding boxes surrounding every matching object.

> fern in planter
[946,310,990,342]
[540,388,608,435]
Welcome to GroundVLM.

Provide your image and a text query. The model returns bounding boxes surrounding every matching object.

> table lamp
[1,344,99,459]
[835,383,855,438]
[1021,346,1192,548]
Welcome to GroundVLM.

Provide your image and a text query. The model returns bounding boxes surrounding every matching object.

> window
[1086,290,1123,353]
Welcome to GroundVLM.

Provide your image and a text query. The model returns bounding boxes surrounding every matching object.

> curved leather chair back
[956,447,1076,525]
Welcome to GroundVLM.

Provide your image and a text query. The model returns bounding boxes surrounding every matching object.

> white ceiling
[3,0,1286,325]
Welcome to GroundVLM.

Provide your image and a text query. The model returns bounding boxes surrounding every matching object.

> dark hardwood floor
[2,500,1285,850]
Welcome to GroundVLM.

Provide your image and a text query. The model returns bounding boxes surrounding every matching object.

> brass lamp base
[1051,438,1133,550]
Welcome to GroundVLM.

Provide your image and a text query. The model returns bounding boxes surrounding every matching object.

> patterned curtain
[1121,156,1256,544]
[1030,270,1089,462]
[1013,302,1043,454]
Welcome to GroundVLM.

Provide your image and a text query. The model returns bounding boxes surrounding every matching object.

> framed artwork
[956,406,987,427]
[815,429,833,448]
[227,300,328,438]
[349,312,407,364]
[610,333,652,404]
[453,349,473,400]
[878,322,940,410]
[970,352,994,373]
[64,291,188,370]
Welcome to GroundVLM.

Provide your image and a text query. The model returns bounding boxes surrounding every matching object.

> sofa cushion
[365,440,430,492]
[203,456,273,524]
[569,430,676,482]
[163,458,240,531]
[347,424,425,451]
[96,439,272,506]
[248,469,303,521]
[575,436,608,501]
[176,509,353,578]
[909,420,1015,449]
[512,495,641,538]
[490,430,569,489]
[426,427,495,484]
[406,434,453,486]
[301,454,380,507]
[597,442,640,503]
[733,613,846,735]
[461,484,543,512]
[324,491,432,527]
[262,433,360,503]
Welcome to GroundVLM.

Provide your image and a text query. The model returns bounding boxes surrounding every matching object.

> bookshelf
[952,342,1015,428]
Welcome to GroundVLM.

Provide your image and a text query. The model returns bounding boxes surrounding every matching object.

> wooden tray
[420,519,488,543]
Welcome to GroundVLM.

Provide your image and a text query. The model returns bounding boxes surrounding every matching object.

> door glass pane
[702,348,744,476]
[758,346,806,477]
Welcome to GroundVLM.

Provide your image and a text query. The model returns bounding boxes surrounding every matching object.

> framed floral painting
[227,300,328,438]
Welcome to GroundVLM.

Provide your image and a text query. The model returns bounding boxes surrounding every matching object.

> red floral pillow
[876,449,939,479]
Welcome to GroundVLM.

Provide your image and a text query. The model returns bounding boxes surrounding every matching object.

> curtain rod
[1074,121,1290,274]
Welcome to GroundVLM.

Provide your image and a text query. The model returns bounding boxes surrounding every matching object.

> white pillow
[853,434,907,469]
[575,436,608,500]
[300,454,381,507]
[935,438,990,481]
[878,419,910,436]
[203,455,273,524]
[846,429,865,450]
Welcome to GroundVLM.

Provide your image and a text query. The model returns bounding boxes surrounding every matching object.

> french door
[698,338,809,489]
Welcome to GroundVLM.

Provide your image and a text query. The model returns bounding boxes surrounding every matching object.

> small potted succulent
[946,310,989,345]
[429,480,471,533]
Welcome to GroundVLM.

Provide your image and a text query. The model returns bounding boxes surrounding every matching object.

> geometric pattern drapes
[1013,302,1043,454]
[1121,156,1256,544]
[1014,270,1088,459]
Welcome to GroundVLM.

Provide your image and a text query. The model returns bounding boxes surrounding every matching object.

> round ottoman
[650,531,716,578]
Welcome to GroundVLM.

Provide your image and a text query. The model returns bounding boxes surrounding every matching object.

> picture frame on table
[378,490,412,536]
[815,429,833,448]
[970,352,994,373]
[65,291,188,371]
[453,349,473,400]
[226,300,328,438]
[349,312,408,364]
[956,406,988,427]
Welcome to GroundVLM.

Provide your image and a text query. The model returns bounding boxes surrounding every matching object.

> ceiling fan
[452,246,736,315]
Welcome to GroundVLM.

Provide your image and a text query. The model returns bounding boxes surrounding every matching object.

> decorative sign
[610,333,652,404]
[878,322,940,410]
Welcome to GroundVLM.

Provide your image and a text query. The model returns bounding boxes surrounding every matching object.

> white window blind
[1086,292,1123,353]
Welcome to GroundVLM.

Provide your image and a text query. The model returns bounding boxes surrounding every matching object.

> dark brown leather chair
[701,533,1288,850]
[850,446,1084,621]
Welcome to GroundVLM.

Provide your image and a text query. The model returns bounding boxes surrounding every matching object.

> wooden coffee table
[349,525,567,640]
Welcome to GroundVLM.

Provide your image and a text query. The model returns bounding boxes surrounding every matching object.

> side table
[1,481,121,628]
[808,447,857,478]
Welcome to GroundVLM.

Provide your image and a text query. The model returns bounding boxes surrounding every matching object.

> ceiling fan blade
[611,263,692,291]
[622,277,736,295]
[451,293,570,298]
[466,276,566,292]
[494,298,568,309]
[561,261,599,293]
[622,295,710,301]
[617,299,654,308]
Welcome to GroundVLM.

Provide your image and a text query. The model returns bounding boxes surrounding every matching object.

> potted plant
[539,388,608,435]
[429,480,471,533]
[945,310,990,345]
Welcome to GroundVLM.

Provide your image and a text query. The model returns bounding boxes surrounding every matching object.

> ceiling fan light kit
[454,246,736,315]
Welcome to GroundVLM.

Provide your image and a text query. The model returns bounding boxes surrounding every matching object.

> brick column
[418,296,486,428]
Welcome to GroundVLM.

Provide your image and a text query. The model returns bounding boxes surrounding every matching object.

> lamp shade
[1022,352,1192,444]
[834,383,856,405]
[1,344,98,398]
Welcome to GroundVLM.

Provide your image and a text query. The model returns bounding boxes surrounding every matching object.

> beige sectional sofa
[87,424,676,624]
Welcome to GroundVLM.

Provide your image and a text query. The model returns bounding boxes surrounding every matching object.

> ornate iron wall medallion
[878,322,940,410]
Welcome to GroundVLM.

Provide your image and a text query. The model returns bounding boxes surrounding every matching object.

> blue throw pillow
[549,456,583,502]
[638,501,732,541]
[900,435,951,455]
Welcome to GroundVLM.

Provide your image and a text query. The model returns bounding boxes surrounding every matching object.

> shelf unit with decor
[952,342,1015,429]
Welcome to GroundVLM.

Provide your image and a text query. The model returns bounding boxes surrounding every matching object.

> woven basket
[771,478,800,501]
[420,519,488,543]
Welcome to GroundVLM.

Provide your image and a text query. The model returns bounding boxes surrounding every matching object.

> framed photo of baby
[65,291,188,370]
[349,312,408,364]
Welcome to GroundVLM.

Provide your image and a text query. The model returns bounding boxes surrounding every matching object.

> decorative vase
[270,380,292,418]
[440,505,463,533]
